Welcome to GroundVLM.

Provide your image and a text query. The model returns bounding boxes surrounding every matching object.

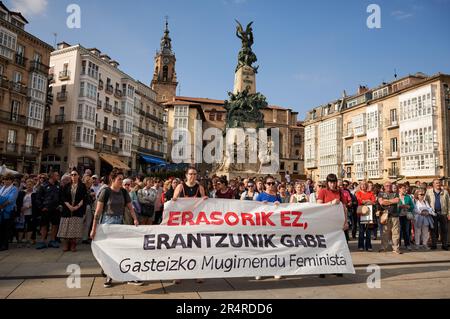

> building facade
[43,42,167,176]
[0,2,53,174]
[304,73,450,184]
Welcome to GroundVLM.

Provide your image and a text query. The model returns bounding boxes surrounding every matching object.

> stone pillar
[234,65,256,94]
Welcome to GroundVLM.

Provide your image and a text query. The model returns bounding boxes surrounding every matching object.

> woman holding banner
[255,175,282,280]
[171,166,208,285]
[90,168,140,288]
[316,173,349,279]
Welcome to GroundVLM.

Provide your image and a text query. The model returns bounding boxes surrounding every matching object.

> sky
[6,0,450,119]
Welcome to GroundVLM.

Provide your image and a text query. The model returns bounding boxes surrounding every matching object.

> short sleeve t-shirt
[377,192,399,217]
[256,192,281,203]
[98,188,131,217]
[317,188,347,205]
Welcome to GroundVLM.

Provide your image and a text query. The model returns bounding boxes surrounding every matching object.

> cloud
[391,10,414,20]
[10,0,48,17]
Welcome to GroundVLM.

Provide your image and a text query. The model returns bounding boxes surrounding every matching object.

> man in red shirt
[316,173,349,279]
[355,181,376,251]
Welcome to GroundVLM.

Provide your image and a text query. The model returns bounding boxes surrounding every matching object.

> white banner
[92,199,355,281]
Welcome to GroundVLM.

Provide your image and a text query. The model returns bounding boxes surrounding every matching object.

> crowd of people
[0,167,449,287]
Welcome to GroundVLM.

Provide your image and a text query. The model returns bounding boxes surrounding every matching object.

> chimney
[357,85,369,95]
[57,42,71,50]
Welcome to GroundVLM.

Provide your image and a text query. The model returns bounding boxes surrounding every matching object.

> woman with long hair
[58,170,88,252]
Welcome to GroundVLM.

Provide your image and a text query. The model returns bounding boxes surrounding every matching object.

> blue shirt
[434,191,442,212]
[0,185,19,219]
[256,192,281,203]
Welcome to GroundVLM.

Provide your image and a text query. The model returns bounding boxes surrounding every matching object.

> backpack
[99,187,129,219]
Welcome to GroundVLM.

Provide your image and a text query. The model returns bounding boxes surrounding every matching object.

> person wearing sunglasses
[255,175,282,280]
[240,180,258,201]
[256,176,281,204]
[413,189,435,250]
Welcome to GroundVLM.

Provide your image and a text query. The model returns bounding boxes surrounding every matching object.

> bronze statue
[235,20,259,73]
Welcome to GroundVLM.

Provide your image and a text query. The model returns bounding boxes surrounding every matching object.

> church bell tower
[151,18,178,103]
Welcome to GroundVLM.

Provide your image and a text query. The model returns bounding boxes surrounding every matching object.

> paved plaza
[0,240,449,299]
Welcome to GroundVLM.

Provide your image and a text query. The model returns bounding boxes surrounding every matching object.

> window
[79,82,97,100]
[174,105,188,116]
[26,133,34,147]
[13,71,22,83]
[77,104,83,119]
[28,101,44,129]
[76,126,81,142]
[391,138,398,154]
[0,27,17,60]
[390,109,397,124]
[294,134,301,146]
[353,114,366,135]
[10,100,20,120]
[7,130,16,143]
[293,163,298,172]
[209,111,215,121]
[30,73,47,102]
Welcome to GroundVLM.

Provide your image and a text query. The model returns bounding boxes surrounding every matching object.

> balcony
[29,60,49,74]
[388,168,400,178]
[0,110,27,125]
[97,100,102,109]
[105,84,113,94]
[104,103,112,113]
[342,129,353,139]
[42,140,50,149]
[103,124,112,132]
[9,81,27,95]
[305,160,317,169]
[59,70,71,81]
[54,137,64,147]
[57,91,67,102]
[138,128,163,140]
[98,80,104,90]
[114,89,122,98]
[146,112,165,124]
[137,146,164,158]
[95,143,112,153]
[22,145,39,156]
[95,121,101,129]
[14,54,27,67]
[0,77,9,89]
[112,146,120,153]
[342,158,354,165]
[387,151,400,160]
[5,143,18,154]
[54,114,65,124]
[385,119,399,129]
[354,126,367,137]
[113,107,122,116]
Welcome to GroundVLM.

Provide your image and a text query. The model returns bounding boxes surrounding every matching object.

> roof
[0,2,29,23]
[175,96,225,105]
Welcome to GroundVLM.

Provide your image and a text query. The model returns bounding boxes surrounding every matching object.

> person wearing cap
[316,173,349,278]
[0,174,19,251]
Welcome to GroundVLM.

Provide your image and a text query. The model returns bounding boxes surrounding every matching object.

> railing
[138,128,163,140]
[112,127,121,135]
[5,143,18,154]
[113,107,121,115]
[53,137,64,147]
[59,70,71,80]
[0,110,27,125]
[95,121,101,129]
[98,80,104,90]
[388,168,400,177]
[9,81,27,95]
[114,89,122,98]
[54,114,65,124]
[146,112,164,124]
[97,100,102,109]
[112,146,120,153]
[29,60,49,74]
[105,85,113,94]
[387,151,399,159]
[57,91,67,101]
[14,54,27,67]
[95,143,112,153]
[104,103,112,112]
[0,77,9,89]
[22,145,39,156]
[385,119,399,129]
[137,146,164,158]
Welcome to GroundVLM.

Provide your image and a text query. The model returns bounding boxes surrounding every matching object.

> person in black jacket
[57,170,87,252]
[35,171,61,249]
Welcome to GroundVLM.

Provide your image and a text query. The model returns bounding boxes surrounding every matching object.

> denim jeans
[101,215,123,225]
[399,216,411,247]
[358,221,372,250]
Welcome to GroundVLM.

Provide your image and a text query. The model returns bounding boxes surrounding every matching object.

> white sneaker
[274,275,282,280]
[255,276,261,280]
[407,246,412,251]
